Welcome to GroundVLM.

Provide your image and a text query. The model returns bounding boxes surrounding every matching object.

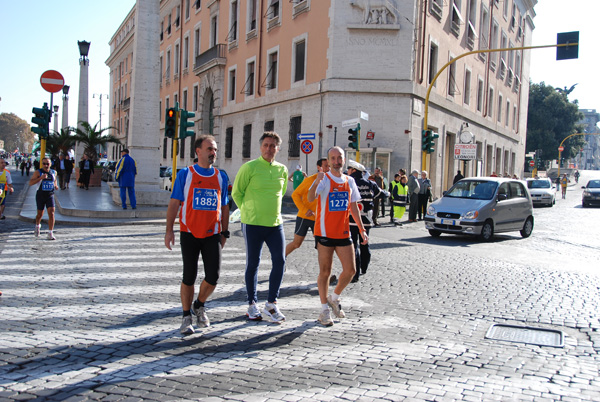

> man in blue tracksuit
[115,149,137,209]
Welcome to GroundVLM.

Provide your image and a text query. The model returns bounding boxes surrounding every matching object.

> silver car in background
[526,178,556,207]
[424,178,534,241]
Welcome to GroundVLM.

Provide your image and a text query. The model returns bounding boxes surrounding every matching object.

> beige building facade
[108,0,537,196]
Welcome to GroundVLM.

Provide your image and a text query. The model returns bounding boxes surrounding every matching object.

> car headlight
[427,205,436,216]
[583,190,590,197]
[463,210,479,219]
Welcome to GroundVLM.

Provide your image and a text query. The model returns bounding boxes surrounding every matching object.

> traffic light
[179,109,195,139]
[165,108,177,138]
[348,126,359,150]
[31,103,50,140]
[421,130,439,153]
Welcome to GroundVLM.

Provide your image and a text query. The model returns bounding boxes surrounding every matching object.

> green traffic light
[179,109,195,138]
[348,128,359,150]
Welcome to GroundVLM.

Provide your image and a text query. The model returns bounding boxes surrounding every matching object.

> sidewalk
[19,181,168,226]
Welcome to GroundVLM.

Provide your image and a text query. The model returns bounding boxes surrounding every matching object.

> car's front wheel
[479,220,494,242]
[520,216,534,238]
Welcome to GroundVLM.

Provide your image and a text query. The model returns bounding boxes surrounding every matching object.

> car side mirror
[442,191,447,196]
[497,193,508,201]
[581,186,585,189]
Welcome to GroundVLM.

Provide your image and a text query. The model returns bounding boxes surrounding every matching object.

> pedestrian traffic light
[179,109,195,139]
[165,108,177,138]
[31,103,50,140]
[348,126,359,150]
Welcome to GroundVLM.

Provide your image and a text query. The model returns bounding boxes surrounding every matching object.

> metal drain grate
[485,324,564,347]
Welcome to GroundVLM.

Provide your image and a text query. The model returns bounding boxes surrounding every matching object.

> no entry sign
[40,70,65,93]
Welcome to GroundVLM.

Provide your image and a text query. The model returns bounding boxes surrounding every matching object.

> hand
[360,231,369,245]
[316,171,325,182]
[220,237,227,249]
[164,231,175,250]
[306,209,314,217]
[41,173,48,180]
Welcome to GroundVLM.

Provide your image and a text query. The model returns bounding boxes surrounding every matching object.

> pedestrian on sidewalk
[369,167,385,226]
[286,158,329,257]
[232,132,288,324]
[417,170,432,220]
[115,149,137,209]
[25,159,32,176]
[347,160,386,283]
[407,170,420,222]
[307,146,367,326]
[29,157,59,240]
[20,160,26,176]
[78,155,94,190]
[0,158,15,220]
[64,154,74,189]
[165,135,230,335]
[56,154,67,190]
[561,173,569,199]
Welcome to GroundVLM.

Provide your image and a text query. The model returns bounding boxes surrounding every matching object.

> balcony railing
[195,44,226,70]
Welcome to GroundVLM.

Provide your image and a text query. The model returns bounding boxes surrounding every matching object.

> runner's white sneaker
[318,309,334,327]
[34,226,40,237]
[246,302,262,321]
[47,232,56,241]
[179,315,194,335]
[191,305,210,327]
[326,295,346,318]
[263,302,285,323]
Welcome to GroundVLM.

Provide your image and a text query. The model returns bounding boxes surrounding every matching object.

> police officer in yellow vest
[392,174,408,226]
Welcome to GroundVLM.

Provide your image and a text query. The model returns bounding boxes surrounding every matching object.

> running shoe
[35,226,40,237]
[179,315,194,335]
[318,309,334,327]
[263,302,285,323]
[246,302,262,321]
[326,295,346,318]
[47,232,56,241]
[191,304,210,327]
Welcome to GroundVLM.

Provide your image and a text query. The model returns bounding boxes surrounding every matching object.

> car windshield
[445,180,498,200]
[587,180,600,188]
[527,180,551,189]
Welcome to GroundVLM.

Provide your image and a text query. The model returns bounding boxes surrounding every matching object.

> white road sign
[454,144,478,160]
[342,118,360,128]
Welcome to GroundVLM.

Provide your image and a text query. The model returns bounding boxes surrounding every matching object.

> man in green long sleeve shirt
[232,132,288,323]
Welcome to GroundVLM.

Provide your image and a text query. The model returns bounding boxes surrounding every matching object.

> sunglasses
[42,163,50,166]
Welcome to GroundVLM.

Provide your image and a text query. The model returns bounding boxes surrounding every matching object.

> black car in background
[582,180,600,208]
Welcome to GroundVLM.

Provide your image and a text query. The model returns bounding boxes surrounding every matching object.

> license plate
[441,218,456,225]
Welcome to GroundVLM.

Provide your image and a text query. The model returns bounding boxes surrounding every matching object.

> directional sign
[297,133,316,140]
[342,118,360,128]
[558,146,564,152]
[40,70,65,93]
[301,140,313,154]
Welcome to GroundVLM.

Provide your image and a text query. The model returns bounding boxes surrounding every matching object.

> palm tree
[71,121,121,163]
[47,128,77,158]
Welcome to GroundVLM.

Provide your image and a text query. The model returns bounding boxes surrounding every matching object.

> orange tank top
[180,167,223,238]
[314,173,351,239]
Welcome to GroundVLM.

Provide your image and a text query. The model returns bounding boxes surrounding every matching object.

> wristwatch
[221,230,230,238]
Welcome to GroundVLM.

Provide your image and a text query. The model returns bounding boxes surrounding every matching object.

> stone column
[76,57,89,159]
[109,0,169,206]
[62,93,69,130]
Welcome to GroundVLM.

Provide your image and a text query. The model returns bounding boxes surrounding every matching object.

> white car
[526,178,555,207]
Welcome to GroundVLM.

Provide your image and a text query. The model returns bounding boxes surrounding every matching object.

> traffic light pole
[556,132,600,177]
[39,93,54,160]
[172,110,179,179]
[422,41,578,173]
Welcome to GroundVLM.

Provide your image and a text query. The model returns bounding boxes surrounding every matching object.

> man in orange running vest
[307,146,368,326]
[165,135,230,335]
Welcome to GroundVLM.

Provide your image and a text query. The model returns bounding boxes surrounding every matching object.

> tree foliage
[46,128,78,158]
[0,113,36,152]
[526,82,585,161]
[71,121,121,163]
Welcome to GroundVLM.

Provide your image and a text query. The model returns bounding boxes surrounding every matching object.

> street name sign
[40,70,65,93]
[342,118,360,128]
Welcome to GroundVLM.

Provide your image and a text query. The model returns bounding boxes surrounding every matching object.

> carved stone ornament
[349,0,398,25]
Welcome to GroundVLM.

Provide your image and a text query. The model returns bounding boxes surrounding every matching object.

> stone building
[578,109,600,170]
[108,0,537,196]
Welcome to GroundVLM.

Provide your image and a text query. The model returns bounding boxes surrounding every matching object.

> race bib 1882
[328,191,349,211]
[193,188,218,211]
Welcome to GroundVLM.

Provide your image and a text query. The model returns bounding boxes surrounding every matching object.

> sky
[0,1,598,132]
[0,0,136,130]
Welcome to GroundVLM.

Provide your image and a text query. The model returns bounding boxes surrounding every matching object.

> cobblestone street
[1,212,599,401]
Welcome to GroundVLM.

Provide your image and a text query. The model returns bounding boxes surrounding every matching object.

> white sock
[36,224,41,228]
[332,292,340,302]
[322,304,329,311]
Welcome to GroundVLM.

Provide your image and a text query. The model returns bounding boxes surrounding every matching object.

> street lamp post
[77,40,90,159]
[53,105,59,134]
[62,85,70,130]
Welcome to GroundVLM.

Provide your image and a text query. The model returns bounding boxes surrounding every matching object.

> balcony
[194,44,226,74]
[122,97,130,111]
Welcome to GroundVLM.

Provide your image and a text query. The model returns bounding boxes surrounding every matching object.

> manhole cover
[485,324,564,347]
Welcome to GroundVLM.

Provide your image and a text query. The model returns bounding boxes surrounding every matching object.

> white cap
[347,160,366,172]
[296,164,302,170]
